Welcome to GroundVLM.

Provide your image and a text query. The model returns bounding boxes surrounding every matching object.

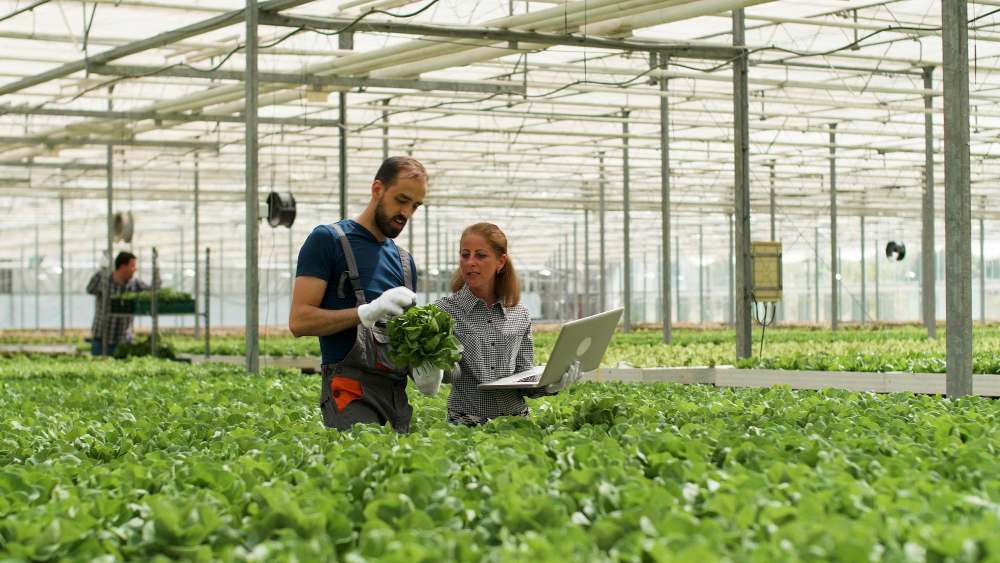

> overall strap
[326,223,367,306]
[397,245,413,292]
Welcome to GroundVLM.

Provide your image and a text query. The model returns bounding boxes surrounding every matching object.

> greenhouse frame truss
[0,0,990,394]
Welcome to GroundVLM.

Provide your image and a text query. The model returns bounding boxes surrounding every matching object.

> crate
[110,299,195,315]
[110,299,136,314]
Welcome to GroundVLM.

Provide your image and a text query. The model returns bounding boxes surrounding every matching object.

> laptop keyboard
[515,374,541,383]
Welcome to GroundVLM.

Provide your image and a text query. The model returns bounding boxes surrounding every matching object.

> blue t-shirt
[296,220,418,365]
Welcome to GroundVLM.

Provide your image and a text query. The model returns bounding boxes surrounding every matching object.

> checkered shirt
[86,271,150,343]
[435,284,552,422]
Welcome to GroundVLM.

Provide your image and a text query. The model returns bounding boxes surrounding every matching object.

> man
[290,156,445,433]
[86,251,150,356]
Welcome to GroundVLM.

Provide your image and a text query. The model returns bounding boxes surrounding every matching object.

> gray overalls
[319,223,415,433]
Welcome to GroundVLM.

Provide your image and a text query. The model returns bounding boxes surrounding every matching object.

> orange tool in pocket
[330,377,364,413]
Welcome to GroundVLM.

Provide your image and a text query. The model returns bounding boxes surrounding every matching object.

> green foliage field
[4,357,1000,561]
[5,325,1000,373]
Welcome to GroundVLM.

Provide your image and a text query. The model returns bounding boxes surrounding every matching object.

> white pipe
[2,0,667,157]
[583,0,775,36]
[330,0,684,77]
[711,13,1000,45]
[61,0,229,12]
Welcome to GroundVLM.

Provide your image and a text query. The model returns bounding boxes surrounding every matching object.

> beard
[374,200,406,239]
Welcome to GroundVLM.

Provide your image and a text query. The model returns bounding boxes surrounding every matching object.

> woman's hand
[546,360,582,393]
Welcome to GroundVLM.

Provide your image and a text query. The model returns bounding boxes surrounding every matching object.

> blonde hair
[450,223,521,308]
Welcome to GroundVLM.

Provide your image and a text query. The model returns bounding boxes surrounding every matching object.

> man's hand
[546,360,582,393]
[412,363,444,396]
[357,286,415,328]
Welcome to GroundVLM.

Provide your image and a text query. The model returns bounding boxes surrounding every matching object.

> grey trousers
[320,363,413,434]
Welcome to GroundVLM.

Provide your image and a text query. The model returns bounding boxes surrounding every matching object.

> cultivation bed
[178,353,321,372]
[175,354,1000,397]
[582,366,1000,397]
[0,343,79,355]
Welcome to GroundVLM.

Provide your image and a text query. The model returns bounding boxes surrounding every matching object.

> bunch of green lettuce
[386,304,463,370]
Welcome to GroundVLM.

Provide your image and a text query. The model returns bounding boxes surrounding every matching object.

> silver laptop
[478,308,624,389]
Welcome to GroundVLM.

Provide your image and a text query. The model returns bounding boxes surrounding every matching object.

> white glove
[412,363,444,396]
[546,360,582,393]
[357,286,415,328]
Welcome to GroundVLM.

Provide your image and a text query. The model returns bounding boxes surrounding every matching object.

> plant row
[3,358,1000,560]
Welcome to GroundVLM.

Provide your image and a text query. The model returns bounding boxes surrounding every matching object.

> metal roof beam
[0,0,315,97]
[259,13,745,60]
[88,64,528,95]
[2,105,338,127]
[0,136,220,149]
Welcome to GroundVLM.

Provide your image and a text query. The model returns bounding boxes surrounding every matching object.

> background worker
[290,156,442,433]
[86,251,149,356]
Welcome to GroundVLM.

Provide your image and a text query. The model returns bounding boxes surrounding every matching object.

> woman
[433,223,581,426]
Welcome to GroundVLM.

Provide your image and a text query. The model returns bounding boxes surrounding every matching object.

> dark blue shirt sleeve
[411,258,418,293]
[296,226,338,282]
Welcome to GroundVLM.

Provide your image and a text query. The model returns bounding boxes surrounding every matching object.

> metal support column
[657,244,663,322]
[68,255,73,329]
[860,216,866,326]
[564,233,570,316]
[103,144,113,356]
[829,125,839,331]
[769,162,776,240]
[770,163,780,324]
[875,238,880,320]
[923,66,937,338]
[981,219,986,324]
[59,197,65,336]
[584,209,590,317]
[382,98,390,160]
[943,0,972,397]
[838,248,843,322]
[599,154,607,313]
[674,236,681,323]
[34,225,39,329]
[424,206,430,304]
[180,228,185,295]
[9,247,15,328]
[194,155,201,340]
[728,213,734,327]
[151,248,158,358]
[408,212,414,259]
[643,251,648,323]
[573,222,578,318]
[219,237,225,326]
[19,246,23,328]
[806,260,812,323]
[338,31,353,220]
[699,224,704,327]
[244,0,260,374]
[814,227,820,323]
[436,217,441,297]
[732,9,752,358]
[622,109,632,333]
[557,243,563,319]
[205,248,211,359]
[658,55,672,343]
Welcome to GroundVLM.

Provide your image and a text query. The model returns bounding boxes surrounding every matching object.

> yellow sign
[751,241,783,303]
